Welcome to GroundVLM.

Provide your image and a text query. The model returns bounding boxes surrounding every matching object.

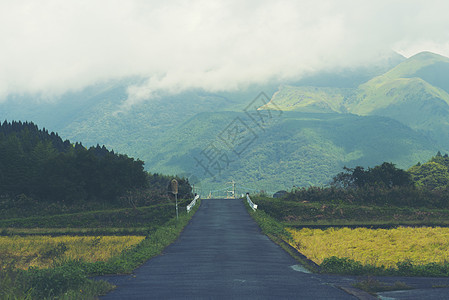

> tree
[369,162,413,188]
[409,161,449,190]
[332,163,412,189]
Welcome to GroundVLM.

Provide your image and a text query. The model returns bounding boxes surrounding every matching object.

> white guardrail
[246,194,258,211]
[187,195,200,213]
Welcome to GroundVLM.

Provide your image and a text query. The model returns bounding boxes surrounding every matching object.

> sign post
[171,179,179,220]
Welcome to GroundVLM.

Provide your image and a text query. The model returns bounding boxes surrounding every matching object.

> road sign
[171,179,179,220]
[171,179,178,195]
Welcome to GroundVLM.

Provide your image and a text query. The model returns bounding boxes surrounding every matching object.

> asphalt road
[99,198,356,299]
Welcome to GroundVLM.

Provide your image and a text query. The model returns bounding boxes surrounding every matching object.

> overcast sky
[1,0,449,105]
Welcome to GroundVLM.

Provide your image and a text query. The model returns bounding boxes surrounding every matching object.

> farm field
[0,235,145,270]
[286,226,449,268]
[0,199,201,299]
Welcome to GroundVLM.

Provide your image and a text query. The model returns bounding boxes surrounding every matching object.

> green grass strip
[243,199,320,273]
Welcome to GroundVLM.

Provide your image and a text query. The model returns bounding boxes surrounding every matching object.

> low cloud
[1,0,449,105]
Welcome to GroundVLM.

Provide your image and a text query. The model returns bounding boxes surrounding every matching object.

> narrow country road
[99,198,356,299]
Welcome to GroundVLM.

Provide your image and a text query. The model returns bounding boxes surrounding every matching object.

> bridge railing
[187,195,200,213]
[246,193,258,211]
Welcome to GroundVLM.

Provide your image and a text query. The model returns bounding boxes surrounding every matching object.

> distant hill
[138,111,439,192]
[350,52,449,149]
[263,51,449,150]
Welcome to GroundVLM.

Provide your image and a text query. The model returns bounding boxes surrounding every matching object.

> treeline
[409,151,449,190]
[0,121,191,209]
[283,156,449,208]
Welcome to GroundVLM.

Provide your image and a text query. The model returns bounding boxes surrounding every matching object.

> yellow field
[0,235,145,269]
[287,226,449,268]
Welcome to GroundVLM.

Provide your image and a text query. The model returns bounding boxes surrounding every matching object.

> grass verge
[243,199,320,273]
[352,277,413,295]
[321,256,449,277]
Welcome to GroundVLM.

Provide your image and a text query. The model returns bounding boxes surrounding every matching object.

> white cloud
[1,0,449,104]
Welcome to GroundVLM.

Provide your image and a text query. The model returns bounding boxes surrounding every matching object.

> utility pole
[226,180,236,199]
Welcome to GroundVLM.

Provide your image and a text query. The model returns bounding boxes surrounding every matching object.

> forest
[279,154,449,208]
[0,120,192,213]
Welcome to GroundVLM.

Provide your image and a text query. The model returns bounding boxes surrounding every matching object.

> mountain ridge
[263,51,449,150]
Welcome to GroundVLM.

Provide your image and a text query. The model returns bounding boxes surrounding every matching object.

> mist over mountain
[1,51,448,192]
[5,1,427,102]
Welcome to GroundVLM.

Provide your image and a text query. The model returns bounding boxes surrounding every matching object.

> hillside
[260,86,351,113]
[263,52,449,150]
[139,111,439,192]
[360,51,449,90]
[349,52,449,149]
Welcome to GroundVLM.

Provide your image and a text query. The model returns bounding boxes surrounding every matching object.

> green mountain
[349,52,449,148]
[264,52,449,150]
[360,51,449,90]
[138,111,439,192]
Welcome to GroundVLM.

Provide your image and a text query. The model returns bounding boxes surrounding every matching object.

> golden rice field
[0,235,146,270]
[287,226,449,268]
